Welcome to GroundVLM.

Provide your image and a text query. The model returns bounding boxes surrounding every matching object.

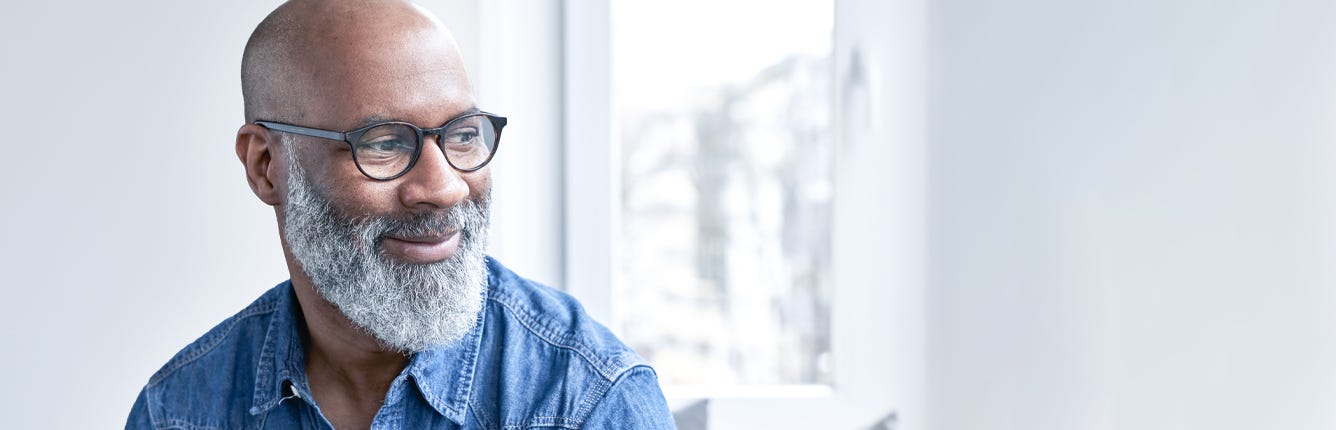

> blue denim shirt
[126,257,675,429]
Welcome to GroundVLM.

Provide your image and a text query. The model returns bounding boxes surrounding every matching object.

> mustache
[363,199,489,246]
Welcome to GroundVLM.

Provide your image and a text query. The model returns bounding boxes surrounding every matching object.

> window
[611,0,835,388]
[564,0,920,425]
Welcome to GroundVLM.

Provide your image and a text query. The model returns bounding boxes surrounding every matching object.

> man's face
[283,24,489,237]
[277,23,491,352]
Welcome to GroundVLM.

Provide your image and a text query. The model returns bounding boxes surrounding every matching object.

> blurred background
[3,0,1336,428]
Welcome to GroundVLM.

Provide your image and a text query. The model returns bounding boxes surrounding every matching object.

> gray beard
[281,143,489,353]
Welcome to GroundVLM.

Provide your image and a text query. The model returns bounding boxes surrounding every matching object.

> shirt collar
[247,279,489,426]
[249,281,309,417]
[405,301,487,422]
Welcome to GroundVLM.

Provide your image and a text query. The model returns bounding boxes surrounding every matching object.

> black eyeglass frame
[255,111,507,181]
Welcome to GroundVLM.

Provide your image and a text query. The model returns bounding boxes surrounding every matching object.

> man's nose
[397,137,469,211]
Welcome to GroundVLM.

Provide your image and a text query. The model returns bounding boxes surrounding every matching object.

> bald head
[241,0,469,125]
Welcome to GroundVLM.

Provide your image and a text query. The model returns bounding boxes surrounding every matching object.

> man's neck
[289,273,410,426]
[291,274,410,383]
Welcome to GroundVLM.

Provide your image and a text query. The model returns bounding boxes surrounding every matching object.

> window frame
[562,0,925,427]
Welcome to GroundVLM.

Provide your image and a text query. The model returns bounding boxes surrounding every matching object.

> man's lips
[380,230,460,264]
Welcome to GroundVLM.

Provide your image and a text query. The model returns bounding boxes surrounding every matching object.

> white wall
[929,0,1336,429]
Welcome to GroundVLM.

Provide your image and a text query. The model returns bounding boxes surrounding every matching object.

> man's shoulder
[134,283,290,425]
[147,283,287,388]
[482,257,647,381]
[474,258,671,428]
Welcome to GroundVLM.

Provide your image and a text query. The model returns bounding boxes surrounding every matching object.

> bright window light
[612,0,835,387]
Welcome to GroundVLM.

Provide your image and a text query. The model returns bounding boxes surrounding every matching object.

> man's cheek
[465,174,491,202]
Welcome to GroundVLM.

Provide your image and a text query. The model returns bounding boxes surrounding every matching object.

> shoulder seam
[156,417,220,430]
[147,301,280,387]
[486,294,639,382]
[573,365,658,429]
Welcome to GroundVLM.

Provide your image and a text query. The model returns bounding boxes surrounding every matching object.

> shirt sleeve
[582,366,677,429]
[125,386,154,430]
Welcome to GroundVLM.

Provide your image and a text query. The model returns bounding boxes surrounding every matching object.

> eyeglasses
[255,111,507,181]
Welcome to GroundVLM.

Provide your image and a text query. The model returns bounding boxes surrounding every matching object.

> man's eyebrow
[434,107,482,127]
[452,106,482,119]
[357,116,397,128]
[355,107,482,128]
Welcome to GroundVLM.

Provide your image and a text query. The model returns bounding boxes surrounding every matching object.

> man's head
[234,0,491,353]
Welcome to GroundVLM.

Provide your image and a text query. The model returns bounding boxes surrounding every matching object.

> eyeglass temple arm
[255,121,347,142]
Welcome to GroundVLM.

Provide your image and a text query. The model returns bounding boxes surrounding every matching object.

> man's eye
[443,129,479,144]
[358,138,413,154]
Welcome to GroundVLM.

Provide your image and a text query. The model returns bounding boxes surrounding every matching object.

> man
[126,1,674,428]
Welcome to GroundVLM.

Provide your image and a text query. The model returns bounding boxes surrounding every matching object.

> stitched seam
[573,366,650,428]
[486,295,623,382]
[488,290,574,345]
[146,384,163,429]
[158,418,219,430]
[487,265,645,378]
[253,409,268,430]
[251,310,281,411]
[449,305,486,421]
[415,375,447,416]
[525,415,584,429]
[573,373,616,426]
[469,395,497,430]
[251,369,297,415]
[148,302,279,386]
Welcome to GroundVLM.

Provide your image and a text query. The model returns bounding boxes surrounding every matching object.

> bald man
[125,1,674,429]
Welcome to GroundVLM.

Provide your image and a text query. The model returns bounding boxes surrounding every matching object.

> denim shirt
[126,257,675,429]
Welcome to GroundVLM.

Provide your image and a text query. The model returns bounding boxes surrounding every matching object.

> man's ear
[236,124,284,206]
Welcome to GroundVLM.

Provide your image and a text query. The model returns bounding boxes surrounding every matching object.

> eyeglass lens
[353,123,418,179]
[351,115,498,179]
[438,115,496,170]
